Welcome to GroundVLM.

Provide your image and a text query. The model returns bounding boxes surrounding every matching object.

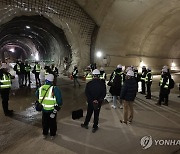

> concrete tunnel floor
[0,73,180,154]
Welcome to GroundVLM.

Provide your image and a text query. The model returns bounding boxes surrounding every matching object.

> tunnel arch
[0,0,97,72]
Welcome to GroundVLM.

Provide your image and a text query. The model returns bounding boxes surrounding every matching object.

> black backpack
[169,78,175,89]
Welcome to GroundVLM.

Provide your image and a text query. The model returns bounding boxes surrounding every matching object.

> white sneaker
[120,105,123,109]
[111,105,116,109]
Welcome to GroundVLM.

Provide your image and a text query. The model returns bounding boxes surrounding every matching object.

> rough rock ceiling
[75,0,180,62]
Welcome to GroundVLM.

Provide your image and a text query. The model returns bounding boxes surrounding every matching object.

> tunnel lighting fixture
[26,26,31,29]
[96,51,102,58]
[139,60,146,68]
[9,48,15,53]
[35,52,39,61]
[171,62,176,67]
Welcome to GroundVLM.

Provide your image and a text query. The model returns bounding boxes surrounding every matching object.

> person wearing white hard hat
[109,64,125,109]
[35,73,63,139]
[156,68,170,106]
[120,70,137,124]
[81,69,106,133]
[0,63,14,116]
[140,66,147,94]
[145,67,153,99]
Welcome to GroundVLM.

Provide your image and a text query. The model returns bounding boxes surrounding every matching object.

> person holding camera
[35,74,63,139]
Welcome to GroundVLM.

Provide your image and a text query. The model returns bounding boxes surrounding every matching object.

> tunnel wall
[0,0,97,72]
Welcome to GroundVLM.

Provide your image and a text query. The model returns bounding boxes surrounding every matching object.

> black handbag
[35,86,52,111]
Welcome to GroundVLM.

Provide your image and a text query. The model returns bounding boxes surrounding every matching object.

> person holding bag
[35,74,63,139]
[81,69,106,133]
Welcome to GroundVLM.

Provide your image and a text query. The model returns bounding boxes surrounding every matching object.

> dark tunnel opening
[0,15,72,65]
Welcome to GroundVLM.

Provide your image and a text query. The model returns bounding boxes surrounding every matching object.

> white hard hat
[92,69,100,75]
[126,70,134,76]
[163,65,168,69]
[162,68,168,73]
[117,64,122,69]
[100,67,104,71]
[1,63,7,69]
[45,74,54,82]
[147,67,151,71]
[126,66,132,72]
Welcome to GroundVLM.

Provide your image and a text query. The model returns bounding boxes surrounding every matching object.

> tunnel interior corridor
[0,15,72,68]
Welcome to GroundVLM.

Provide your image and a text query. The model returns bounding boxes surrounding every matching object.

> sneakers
[111,105,116,109]
[119,105,123,109]
[81,124,88,129]
[92,127,98,133]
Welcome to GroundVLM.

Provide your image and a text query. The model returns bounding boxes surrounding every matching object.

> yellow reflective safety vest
[39,85,57,111]
[100,73,106,80]
[17,64,20,71]
[25,65,31,72]
[86,73,93,80]
[145,72,153,82]
[160,77,169,89]
[0,74,11,89]
[35,64,41,73]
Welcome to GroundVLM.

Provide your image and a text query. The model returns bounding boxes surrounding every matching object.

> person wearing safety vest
[99,67,107,83]
[140,66,147,94]
[0,63,14,116]
[24,61,31,86]
[156,68,170,106]
[35,74,62,139]
[145,67,153,99]
[33,61,41,86]
[72,65,81,87]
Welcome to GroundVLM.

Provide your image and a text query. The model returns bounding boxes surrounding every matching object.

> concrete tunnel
[0,0,180,154]
[0,0,179,73]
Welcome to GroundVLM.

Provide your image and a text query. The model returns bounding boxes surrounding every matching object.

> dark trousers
[42,112,57,136]
[146,82,152,98]
[141,80,146,94]
[73,78,80,87]
[25,72,31,85]
[18,74,24,87]
[0,88,10,114]
[84,104,101,128]
[158,88,169,105]
[35,73,41,85]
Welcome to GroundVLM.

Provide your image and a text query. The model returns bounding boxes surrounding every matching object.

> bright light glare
[96,51,102,58]
[9,48,15,52]
[140,61,146,68]
[171,62,176,67]
[26,26,30,29]
[35,52,39,61]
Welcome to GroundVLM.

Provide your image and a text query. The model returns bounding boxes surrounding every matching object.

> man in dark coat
[81,69,106,133]
[120,70,137,124]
